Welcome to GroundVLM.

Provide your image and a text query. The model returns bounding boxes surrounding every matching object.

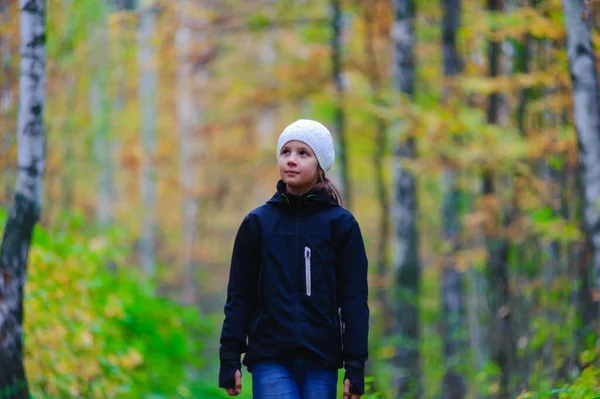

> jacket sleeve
[218,214,261,389]
[337,217,370,395]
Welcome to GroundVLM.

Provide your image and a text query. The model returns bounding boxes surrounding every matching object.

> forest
[1,0,600,398]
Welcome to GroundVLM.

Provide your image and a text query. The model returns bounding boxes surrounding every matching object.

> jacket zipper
[338,307,344,350]
[295,215,300,342]
[305,247,312,296]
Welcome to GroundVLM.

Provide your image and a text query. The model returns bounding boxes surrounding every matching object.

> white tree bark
[14,1,45,214]
[562,0,600,317]
[0,0,46,394]
[138,0,157,276]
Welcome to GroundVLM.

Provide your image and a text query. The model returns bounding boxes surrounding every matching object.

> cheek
[306,160,319,178]
[278,157,286,170]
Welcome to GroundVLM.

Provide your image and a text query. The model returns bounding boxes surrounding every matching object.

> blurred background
[1,0,600,397]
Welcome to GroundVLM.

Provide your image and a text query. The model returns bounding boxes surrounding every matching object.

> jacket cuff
[218,360,241,389]
[344,361,365,395]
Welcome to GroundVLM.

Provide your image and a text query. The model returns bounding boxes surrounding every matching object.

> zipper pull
[305,247,311,297]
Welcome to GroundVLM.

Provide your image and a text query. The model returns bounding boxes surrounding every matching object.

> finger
[343,379,350,399]
[235,370,242,394]
[225,388,235,396]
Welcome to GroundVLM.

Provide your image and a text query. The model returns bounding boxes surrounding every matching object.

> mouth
[284,171,299,175]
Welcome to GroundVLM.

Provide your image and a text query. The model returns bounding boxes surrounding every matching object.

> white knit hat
[276,119,335,172]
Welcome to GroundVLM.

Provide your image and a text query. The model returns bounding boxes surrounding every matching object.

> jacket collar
[266,180,339,210]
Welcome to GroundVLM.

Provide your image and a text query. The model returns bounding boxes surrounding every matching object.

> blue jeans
[251,356,338,399]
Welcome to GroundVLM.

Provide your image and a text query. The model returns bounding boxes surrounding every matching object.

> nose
[287,155,297,166]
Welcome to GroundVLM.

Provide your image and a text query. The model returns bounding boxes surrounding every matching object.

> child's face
[279,140,320,195]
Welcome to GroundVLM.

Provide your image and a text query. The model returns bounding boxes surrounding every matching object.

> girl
[219,119,369,399]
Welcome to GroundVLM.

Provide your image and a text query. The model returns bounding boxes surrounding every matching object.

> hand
[343,379,361,399]
[225,370,242,396]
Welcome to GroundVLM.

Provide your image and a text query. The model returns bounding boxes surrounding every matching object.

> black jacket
[219,181,369,394]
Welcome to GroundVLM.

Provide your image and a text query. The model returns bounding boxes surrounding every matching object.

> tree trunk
[111,0,135,9]
[374,115,391,334]
[90,5,114,228]
[571,160,596,358]
[138,0,157,276]
[176,0,201,305]
[96,0,134,228]
[359,6,390,393]
[485,1,514,397]
[466,173,490,381]
[555,156,579,379]
[562,0,600,330]
[539,39,566,384]
[440,1,466,397]
[466,257,488,375]
[362,2,392,337]
[441,0,462,78]
[515,33,532,136]
[513,7,532,389]
[331,0,351,209]
[441,180,467,399]
[392,0,420,397]
[0,0,46,395]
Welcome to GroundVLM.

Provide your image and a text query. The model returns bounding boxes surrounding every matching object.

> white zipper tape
[305,246,311,296]
[338,307,344,350]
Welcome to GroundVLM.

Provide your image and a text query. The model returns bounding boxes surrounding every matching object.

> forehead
[282,140,313,152]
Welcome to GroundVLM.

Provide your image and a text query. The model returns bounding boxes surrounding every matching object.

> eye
[300,151,308,156]
[281,149,290,155]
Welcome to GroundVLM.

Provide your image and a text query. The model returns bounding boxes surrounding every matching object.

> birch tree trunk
[392,0,420,396]
[138,0,157,276]
[0,0,46,394]
[440,4,466,397]
[176,0,202,305]
[562,0,600,331]
[331,0,351,209]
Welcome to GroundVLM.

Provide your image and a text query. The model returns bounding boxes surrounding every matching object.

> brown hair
[315,171,344,207]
